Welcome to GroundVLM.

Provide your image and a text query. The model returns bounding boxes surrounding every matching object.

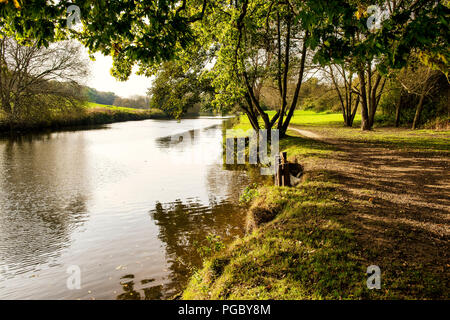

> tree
[394,87,405,128]
[356,61,387,130]
[315,1,449,130]
[326,64,360,127]
[206,0,353,137]
[0,37,88,127]
[397,59,443,129]
[83,87,117,105]
[113,95,150,109]
[148,59,214,118]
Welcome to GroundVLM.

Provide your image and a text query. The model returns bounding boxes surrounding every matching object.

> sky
[86,52,153,98]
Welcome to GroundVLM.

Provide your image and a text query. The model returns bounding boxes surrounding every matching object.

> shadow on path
[289,126,449,288]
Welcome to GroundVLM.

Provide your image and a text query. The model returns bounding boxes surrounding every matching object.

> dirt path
[288,128,324,141]
[289,126,449,283]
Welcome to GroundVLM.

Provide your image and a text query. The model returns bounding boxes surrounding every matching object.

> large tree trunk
[368,75,384,128]
[242,94,260,131]
[361,104,371,130]
[277,16,291,132]
[348,95,360,127]
[279,31,309,138]
[412,94,425,130]
[358,70,371,130]
[358,66,385,130]
[369,94,377,128]
[246,112,260,131]
[243,71,270,129]
[395,95,402,127]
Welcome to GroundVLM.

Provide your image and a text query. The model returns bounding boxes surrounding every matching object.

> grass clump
[182,174,368,300]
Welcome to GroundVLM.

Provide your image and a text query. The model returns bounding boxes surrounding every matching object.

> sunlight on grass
[84,101,148,113]
[234,110,361,129]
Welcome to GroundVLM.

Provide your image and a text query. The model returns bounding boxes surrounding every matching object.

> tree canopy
[0,0,208,79]
[148,59,214,118]
[1,0,448,130]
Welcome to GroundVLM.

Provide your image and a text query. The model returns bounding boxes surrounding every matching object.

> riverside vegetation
[0,102,167,133]
[0,37,167,134]
[183,111,449,300]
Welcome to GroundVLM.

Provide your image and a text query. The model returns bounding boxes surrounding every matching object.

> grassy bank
[0,102,167,133]
[183,111,449,300]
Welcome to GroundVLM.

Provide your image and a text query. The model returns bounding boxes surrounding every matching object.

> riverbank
[183,111,449,299]
[0,102,168,134]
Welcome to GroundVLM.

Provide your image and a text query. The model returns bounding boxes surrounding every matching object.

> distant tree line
[82,86,150,110]
[83,87,116,105]
[112,95,150,110]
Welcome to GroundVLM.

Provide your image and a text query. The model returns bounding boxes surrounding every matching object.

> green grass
[233,110,361,130]
[84,101,153,113]
[290,110,361,127]
[280,131,338,159]
[233,109,448,153]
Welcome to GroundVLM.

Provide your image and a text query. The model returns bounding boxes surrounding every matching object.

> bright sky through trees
[87,51,151,98]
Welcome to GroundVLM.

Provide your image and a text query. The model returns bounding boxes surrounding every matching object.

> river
[0,117,258,299]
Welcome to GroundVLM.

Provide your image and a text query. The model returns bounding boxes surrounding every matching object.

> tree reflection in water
[116,274,163,300]
[148,196,245,298]
[114,149,269,299]
[115,195,245,300]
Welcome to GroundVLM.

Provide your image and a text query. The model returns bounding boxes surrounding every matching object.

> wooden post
[280,152,291,187]
[275,154,282,186]
[274,152,291,187]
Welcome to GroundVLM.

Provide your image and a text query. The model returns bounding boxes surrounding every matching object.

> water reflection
[113,122,256,299]
[150,197,244,295]
[0,133,89,280]
[0,117,259,299]
[155,128,198,148]
[116,274,164,300]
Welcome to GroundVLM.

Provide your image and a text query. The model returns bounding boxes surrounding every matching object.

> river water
[0,117,257,299]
